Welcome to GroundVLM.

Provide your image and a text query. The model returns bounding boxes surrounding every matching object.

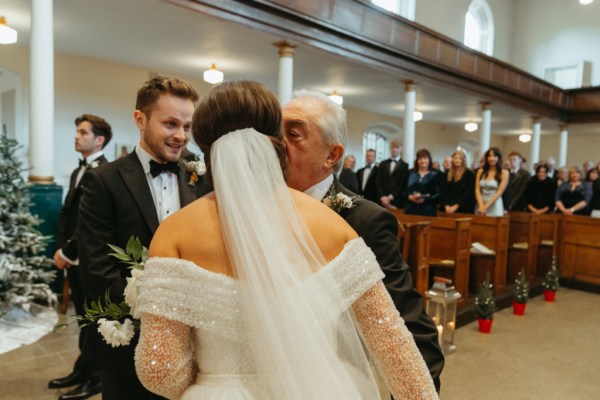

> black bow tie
[149,160,179,178]
[79,159,88,168]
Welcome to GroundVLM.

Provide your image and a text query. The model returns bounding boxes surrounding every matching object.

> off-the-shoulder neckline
[146,236,365,281]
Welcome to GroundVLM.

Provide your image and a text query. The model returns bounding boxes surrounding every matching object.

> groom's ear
[325,144,344,169]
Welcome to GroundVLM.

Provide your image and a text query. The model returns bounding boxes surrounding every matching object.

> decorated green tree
[0,131,56,314]
[513,268,530,304]
[474,272,496,320]
[543,256,560,292]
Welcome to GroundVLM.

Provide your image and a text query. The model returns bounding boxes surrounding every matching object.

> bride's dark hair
[192,80,287,183]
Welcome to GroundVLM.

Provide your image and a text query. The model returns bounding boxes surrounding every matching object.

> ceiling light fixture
[580,0,594,5]
[464,121,478,132]
[413,110,423,122]
[203,63,223,84]
[328,90,343,105]
[519,133,532,143]
[0,17,17,45]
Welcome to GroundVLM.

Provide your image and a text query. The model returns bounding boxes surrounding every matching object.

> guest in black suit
[338,154,360,193]
[524,164,556,214]
[504,151,530,211]
[375,140,409,209]
[50,114,112,400]
[282,90,444,392]
[78,77,209,400]
[357,148,379,202]
[440,149,475,214]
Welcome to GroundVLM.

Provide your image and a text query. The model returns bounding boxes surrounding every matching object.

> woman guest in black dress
[555,166,592,216]
[404,149,441,216]
[524,164,556,214]
[440,149,475,214]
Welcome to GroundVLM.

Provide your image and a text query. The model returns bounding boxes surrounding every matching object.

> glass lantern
[425,277,462,354]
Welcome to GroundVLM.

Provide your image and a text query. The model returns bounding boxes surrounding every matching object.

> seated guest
[404,149,441,216]
[555,166,592,216]
[338,154,360,193]
[440,149,475,214]
[524,164,556,214]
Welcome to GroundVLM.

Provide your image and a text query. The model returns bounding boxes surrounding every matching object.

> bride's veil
[211,128,381,399]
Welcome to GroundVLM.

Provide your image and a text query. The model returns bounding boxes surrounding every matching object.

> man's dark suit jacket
[77,151,210,391]
[338,168,359,194]
[332,178,444,392]
[357,164,379,203]
[58,156,108,260]
[376,158,409,208]
[504,168,531,211]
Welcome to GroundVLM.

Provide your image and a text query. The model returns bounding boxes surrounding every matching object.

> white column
[530,116,541,171]
[559,124,568,167]
[402,81,416,164]
[274,41,295,106]
[479,102,491,158]
[29,0,54,184]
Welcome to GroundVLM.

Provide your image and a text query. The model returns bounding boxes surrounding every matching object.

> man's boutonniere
[88,160,100,169]
[322,186,361,213]
[183,160,206,186]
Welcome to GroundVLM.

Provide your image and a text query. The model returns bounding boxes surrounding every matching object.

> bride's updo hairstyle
[192,80,286,183]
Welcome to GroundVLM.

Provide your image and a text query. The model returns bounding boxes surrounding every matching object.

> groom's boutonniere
[322,186,361,213]
[183,160,206,186]
[88,160,100,169]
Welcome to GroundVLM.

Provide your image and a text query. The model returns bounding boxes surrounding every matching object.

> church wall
[511,0,600,86]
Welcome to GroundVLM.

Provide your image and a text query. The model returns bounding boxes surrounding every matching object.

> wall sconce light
[413,110,423,122]
[328,90,343,105]
[0,17,18,45]
[203,63,223,84]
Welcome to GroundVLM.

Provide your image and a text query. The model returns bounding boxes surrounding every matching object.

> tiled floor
[0,288,598,399]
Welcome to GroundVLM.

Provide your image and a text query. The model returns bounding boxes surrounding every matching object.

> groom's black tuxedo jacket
[332,178,444,391]
[376,158,409,208]
[78,151,210,377]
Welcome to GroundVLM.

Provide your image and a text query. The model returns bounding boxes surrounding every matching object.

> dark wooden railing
[166,0,600,123]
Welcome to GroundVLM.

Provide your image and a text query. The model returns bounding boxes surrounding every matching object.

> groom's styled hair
[193,80,287,183]
[135,76,199,117]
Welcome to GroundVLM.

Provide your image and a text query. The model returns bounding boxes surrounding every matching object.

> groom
[78,76,209,399]
[283,90,444,392]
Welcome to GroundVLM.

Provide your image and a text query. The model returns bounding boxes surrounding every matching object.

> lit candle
[437,325,444,349]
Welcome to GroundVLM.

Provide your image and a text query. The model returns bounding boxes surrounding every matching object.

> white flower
[124,268,145,319]
[89,160,100,169]
[335,192,354,208]
[322,187,361,213]
[97,318,135,347]
[183,160,207,186]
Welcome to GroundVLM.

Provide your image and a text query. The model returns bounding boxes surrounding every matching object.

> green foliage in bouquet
[513,268,530,304]
[542,256,560,292]
[474,272,496,320]
[56,236,147,334]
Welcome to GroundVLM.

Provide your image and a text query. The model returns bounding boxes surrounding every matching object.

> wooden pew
[396,219,431,295]
[507,212,540,283]
[392,211,472,307]
[559,215,600,286]
[450,213,510,295]
[536,213,561,277]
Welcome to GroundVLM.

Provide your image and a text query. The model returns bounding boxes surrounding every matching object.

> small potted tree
[512,268,529,315]
[543,256,560,302]
[474,272,496,333]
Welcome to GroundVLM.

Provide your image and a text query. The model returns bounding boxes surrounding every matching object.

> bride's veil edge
[210,128,380,399]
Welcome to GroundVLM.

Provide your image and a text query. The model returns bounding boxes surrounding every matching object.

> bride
[134,80,438,399]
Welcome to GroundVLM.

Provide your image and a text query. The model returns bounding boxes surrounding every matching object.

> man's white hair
[290,89,347,172]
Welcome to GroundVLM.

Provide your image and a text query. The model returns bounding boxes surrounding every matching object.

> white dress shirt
[74,150,105,187]
[135,145,181,223]
[304,174,334,201]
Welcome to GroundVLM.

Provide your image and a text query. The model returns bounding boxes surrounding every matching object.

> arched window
[371,0,415,21]
[464,0,494,56]
[363,131,389,163]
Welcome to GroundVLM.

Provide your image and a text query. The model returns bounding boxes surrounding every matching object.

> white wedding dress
[134,128,438,400]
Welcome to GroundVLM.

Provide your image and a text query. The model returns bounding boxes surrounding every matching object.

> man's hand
[53,250,71,270]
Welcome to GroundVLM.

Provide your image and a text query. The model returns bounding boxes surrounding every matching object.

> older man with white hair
[282,89,444,392]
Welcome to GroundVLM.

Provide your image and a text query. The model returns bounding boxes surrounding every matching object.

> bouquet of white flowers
[56,236,147,347]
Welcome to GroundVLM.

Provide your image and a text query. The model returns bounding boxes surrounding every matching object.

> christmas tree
[543,256,560,291]
[513,268,530,304]
[474,272,496,320]
[0,130,56,315]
